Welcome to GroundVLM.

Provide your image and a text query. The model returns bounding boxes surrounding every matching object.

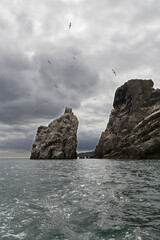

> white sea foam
[2,232,27,239]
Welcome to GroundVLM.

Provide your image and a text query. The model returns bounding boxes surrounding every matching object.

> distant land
[77,151,95,158]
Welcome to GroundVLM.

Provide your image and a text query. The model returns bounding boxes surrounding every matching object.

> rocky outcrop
[95,79,160,159]
[30,107,78,159]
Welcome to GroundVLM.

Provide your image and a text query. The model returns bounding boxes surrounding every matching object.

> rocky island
[95,79,160,159]
[30,107,78,159]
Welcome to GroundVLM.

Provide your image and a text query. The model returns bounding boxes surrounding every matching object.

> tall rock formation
[95,79,160,159]
[30,107,78,159]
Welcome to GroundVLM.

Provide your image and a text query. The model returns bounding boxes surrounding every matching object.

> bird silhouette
[73,57,77,60]
[48,60,51,64]
[112,69,116,76]
[54,84,59,88]
[69,22,71,29]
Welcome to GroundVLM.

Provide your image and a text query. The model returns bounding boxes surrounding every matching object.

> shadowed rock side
[30,107,79,159]
[95,79,160,159]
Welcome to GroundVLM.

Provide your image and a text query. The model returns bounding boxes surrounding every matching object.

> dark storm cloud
[0,43,100,125]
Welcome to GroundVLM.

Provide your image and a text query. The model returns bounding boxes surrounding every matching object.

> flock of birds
[46,22,117,91]
[26,22,118,111]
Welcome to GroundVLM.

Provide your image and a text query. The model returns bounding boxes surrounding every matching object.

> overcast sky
[0,0,160,157]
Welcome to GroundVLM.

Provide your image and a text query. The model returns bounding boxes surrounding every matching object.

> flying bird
[73,57,77,60]
[69,22,71,29]
[48,60,51,64]
[54,84,59,88]
[112,69,116,76]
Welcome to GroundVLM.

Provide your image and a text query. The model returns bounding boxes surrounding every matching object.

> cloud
[0,43,100,125]
[0,0,160,155]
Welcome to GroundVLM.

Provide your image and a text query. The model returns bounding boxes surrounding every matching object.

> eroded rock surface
[95,79,160,159]
[30,107,78,159]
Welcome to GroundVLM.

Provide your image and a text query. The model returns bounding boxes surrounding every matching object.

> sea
[0,158,159,240]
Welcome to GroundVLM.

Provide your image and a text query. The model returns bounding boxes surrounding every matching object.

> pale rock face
[95,79,160,159]
[30,107,79,159]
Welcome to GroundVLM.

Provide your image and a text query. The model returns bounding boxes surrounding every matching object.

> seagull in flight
[54,84,59,88]
[69,22,71,29]
[112,69,116,76]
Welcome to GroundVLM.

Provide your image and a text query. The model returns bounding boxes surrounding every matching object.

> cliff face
[30,107,78,159]
[95,79,160,159]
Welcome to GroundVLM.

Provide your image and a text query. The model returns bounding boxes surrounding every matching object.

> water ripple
[0,158,159,240]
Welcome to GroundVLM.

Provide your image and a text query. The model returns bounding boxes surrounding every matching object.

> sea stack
[95,79,160,159]
[30,107,79,159]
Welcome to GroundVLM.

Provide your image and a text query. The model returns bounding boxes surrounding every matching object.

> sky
[0,0,160,157]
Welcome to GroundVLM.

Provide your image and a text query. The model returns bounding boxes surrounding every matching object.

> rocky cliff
[30,107,78,159]
[95,79,160,159]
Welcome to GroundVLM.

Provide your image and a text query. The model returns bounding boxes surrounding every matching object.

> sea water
[0,158,159,240]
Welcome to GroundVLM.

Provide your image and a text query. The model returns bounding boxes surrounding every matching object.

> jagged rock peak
[65,107,73,113]
[95,79,160,159]
[113,79,154,110]
[30,107,79,159]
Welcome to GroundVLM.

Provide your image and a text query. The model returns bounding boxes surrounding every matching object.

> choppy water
[0,158,159,240]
